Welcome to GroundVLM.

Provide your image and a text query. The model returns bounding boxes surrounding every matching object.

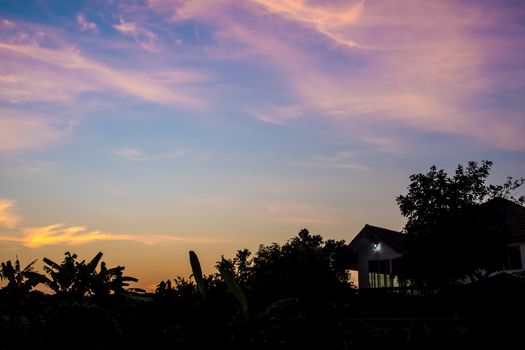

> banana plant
[0,257,45,324]
[0,258,44,293]
[90,261,138,298]
[189,251,206,298]
[219,266,251,321]
[43,251,137,300]
[42,252,82,297]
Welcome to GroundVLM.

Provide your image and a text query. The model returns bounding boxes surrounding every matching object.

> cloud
[253,0,364,47]
[112,148,146,160]
[1,19,15,28]
[294,151,370,171]
[0,199,20,229]
[76,13,98,32]
[111,147,189,161]
[0,41,203,107]
[0,200,224,248]
[0,223,222,248]
[252,105,305,125]
[266,202,347,225]
[113,17,137,34]
[148,0,525,150]
[112,17,159,52]
[0,109,72,151]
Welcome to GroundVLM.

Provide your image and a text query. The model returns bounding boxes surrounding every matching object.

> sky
[1,0,524,291]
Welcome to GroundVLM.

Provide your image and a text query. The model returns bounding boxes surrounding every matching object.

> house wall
[355,236,402,288]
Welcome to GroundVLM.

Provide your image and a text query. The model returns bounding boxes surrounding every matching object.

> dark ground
[1,276,523,350]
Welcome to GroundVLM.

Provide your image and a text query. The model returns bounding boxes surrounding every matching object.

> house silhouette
[348,198,525,288]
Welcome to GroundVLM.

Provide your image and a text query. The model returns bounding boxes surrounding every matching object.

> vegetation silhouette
[397,160,525,288]
[0,160,523,348]
[42,251,138,302]
[0,257,44,326]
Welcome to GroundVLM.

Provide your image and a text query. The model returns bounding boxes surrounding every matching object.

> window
[368,259,401,288]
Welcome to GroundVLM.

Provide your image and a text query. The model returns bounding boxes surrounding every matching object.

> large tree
[218,229,355,306]
[396,160,524,287]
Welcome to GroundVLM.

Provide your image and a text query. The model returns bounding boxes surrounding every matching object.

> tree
[43,251,137,300]
[219,229,355,306]
[0,257,45,324]
[396,160,524,287]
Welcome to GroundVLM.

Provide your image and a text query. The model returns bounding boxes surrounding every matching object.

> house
[349,198,525,288]
[485,197,525,272]
[348,224,405,288]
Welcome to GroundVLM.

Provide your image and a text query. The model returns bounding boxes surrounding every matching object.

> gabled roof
[348,224,405,253]
[366,224,405,251]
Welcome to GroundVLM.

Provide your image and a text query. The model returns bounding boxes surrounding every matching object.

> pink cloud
[0,199,20,229]
[0,18,208,108]
[1,19,15,28]
[76,13,98,32]
[110,147,189,161]
[294,151,370,172]
[147,0,525,150]
[252,0,364,47]
[113,17,137,34]
[113,17,159,53]
[0,42,203,107]
[0,109,71,152]
[266,202,348,226]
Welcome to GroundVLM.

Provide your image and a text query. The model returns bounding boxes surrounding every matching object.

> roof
[347,198,525,255]
[365,224,405,251]
[348,224,405,253]
[483,197,525,243]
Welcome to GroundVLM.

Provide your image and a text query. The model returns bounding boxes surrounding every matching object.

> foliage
[219,229,355,305]
[0,258,44,296]
[396,160,525,287]
[218,265,251,321]
[189,250,206,298]
[42,251,137,300]
[0,257,45,324]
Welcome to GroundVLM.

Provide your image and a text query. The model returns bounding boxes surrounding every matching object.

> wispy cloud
[0,223,223,248]
[112,148,146,160]
[111,147,189,161]
[0,109,72,152]
[253,0,364,47]
[76,13,98,33]
[1,18,15,28]
[148,0,525,150]
[112,17,159,53]
[113,17,136,34]
[252,105,305,126]
[0,200,224,248]
[266,202,347,226]
[0,199,20,229]
[294,151,370,171]
[0,41,202,107]
[0,160,57,175]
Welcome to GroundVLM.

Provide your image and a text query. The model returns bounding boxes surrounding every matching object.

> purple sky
[1,0,524,290]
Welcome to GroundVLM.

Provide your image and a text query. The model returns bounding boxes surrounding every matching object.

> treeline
[1,228,523,349]
[0,229,360,349]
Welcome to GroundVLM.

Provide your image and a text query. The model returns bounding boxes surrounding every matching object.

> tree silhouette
[397,160,525,287]
[43,251,137,300]
[0,257,45,324]
[219,229,354,306]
